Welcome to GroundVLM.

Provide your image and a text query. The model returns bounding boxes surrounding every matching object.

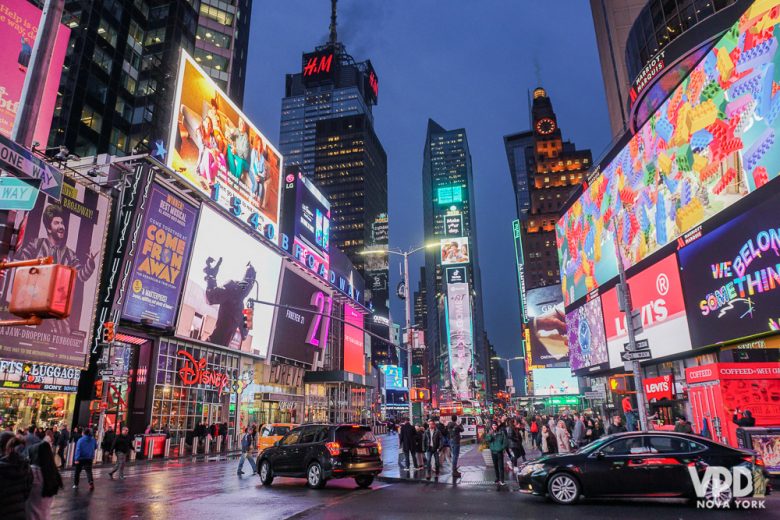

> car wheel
[547,472,580,505]
[355,475,374,488]
[259,459,273,486]
[705,476,733,507]
[307,462,326,489]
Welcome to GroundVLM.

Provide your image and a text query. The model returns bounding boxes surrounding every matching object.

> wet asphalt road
[50,456,778,520]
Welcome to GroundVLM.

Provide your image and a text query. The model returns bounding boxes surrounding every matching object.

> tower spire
[329,0,338,45]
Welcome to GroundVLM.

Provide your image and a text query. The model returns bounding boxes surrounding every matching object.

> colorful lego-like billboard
[0,0,70,145]
[557,2,780,307]
[168,51,282,243]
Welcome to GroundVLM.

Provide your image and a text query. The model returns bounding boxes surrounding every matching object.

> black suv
[256,424,383,489]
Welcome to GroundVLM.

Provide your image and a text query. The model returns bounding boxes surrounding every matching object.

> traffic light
[410,387,430,402]
[609,374,631,394]
[9,264,76,319]
[102,322,115,343]
[242,308,254,330]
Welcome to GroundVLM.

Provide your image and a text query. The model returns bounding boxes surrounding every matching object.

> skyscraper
[505,88,592,291]
[280,5,390,362]
[49,0,251,157]
[421,119,487,406]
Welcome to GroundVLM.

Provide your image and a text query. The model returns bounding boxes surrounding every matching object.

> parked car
[517,431,771,505]
[257,424,383,489]
[258,423,297,452]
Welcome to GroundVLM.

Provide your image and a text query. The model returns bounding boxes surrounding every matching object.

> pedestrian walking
[504,418,525,470]
[108,427,132,480]
[0,433,33,520]
[572,413,586,449]
[484,422,508,486]
[25,425,42,454]
[436,417,450,463]
[422,420,442,475]
[73,428,97,490]
[556,420,572,454]
[26,440,62,520]
[399,418,419,470]
[101,426,116,464]
[413,425,425,468]
[584,418,596,444]
[237,426,257,476]
[530,416,541,450]
[446,415,464,477]
[540,424,558,455]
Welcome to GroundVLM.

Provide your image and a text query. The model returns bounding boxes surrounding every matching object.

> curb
[59,451,243,474]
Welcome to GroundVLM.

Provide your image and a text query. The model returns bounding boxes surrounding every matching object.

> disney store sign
[177,350,230,394]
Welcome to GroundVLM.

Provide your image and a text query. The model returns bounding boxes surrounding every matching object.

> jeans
[424,450,440,472]
[625,412,637,432]
[74,459,93,486]
[109,452,127,478]
[451,442,461,470]
[403,449,419,468]
[491,451,505,482]
[57,445,66,469]
[238,451,256,473]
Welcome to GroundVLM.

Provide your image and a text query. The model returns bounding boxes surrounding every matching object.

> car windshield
[335,427,376,446]
[575,436,614,454]
[273,426,290,436]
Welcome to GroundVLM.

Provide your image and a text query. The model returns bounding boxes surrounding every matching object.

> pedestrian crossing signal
[410,388,429,402]
[242,308,253,330]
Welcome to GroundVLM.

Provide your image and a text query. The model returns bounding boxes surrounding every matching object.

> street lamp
[360,242,438,422]
[490,356,524,395]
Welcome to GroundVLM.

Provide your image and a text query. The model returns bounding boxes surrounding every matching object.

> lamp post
[360,243,438,422]
[490,356,523,395]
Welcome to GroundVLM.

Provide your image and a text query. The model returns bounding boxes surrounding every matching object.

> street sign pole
[612,219,649,432]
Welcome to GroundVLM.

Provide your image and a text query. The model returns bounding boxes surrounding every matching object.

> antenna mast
[329,0,338,45]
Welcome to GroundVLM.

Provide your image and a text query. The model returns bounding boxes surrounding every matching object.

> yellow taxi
[258,423,297,452]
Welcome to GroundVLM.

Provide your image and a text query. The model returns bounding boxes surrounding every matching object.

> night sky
[243,1,613,386]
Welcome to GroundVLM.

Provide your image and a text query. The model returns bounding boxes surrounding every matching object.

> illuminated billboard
[445,267,473,400]
[0,0,69,145]
[343,303,365,375]
[437,185,463,205]
[526,285,568,366]
[381,365,405,390]
[602,253,692,366]
[566,296,608,374]
[441,237,469,266]
[678,180,780,348]
[557,2,780,307]
[268,266,333,366]
[168,51,282,242]
[0,178,109,369]
[279,170,330,280]
[176,206,282,357]
[532,367,579,396]
[121,184,198,328]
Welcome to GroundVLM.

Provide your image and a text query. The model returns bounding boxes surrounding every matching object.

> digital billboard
[444,213,463,236]
[0,0,69,145]
[532,367,579,396]
[445,267,473,400]
[602,253,692,366]
[121,184,198,328]
[678,182,780,348]
[329,246,365,306]
[343,303,364,375]
[380,365,404,390]
[566,296,609,373]
[168,51,282,242]
[279,170,330,280]
[526,285,567,366]
[0,177,109,368]
[441,237,469,265]
[176,206,282,357]
[268,266,333,366]
[557,1,780,307]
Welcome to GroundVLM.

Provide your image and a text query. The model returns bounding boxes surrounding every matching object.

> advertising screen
[343,303,365,375]
[268,266,333,366]
[121,184,198,328]
[441,237,469,266]
[0,0,69,145]
[380,365,404,390]
[556,1,780,306]
[677,185,780,348]
[566,297,609,373]
[176,206,282,357]
[0,177,109,368]
[602,253,692,365]
[445,267,473,400]
[329,246,365,305]
[532,367,579,396]
[279,171,330,280]
[526,285,567,366]
[168,51,282,242]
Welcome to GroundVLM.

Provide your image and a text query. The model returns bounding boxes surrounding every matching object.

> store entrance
[0,391,74,430]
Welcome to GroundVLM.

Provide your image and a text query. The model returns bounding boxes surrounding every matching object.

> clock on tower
[535,117,556,135]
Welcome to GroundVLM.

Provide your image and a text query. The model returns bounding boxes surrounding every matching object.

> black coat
[0,453,33,520]
[399,423,416,451]
[504,425,521,449]
[102,430,116,451]
[112,434,133,454]
[423,428,443,452]
[413,430,424,453]
[733,413,756,427]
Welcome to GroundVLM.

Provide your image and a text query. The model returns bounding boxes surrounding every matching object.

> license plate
[356,448,369,455]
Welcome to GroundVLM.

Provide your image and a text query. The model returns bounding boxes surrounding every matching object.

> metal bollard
[179,438,186,458]
[204,436,211,454]
[164,438,171,458]
[66,443,75,468]
[216,436,222,453]
[147,439,154,460]
[192,437,199,456]
[227,435,233,452]
[130,446,137,461]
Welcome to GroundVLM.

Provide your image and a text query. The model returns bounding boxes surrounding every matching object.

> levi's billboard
[601,253,692,367]
[643,374,673,402]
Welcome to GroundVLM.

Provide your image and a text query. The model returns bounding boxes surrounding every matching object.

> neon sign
[177,350,230,393]
[303,51,334,77]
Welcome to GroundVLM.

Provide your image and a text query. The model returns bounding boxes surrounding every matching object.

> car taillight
[377,439,382,455]
[326,442,341,456]
[742,455,764,466]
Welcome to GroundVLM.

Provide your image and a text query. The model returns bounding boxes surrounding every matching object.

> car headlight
[520,463,545,476]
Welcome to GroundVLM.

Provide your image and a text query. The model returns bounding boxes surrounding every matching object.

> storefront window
[0,392,75,430]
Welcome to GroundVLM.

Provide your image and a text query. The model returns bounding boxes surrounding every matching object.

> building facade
[421,119,487,407]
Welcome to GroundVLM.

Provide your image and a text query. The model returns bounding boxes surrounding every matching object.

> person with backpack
[237,426,257,476]
[530,415,541,451]
[446,415,464,477]
[73,428,97,490]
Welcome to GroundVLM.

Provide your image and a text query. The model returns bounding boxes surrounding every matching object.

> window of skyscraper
[196,26,232,49]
